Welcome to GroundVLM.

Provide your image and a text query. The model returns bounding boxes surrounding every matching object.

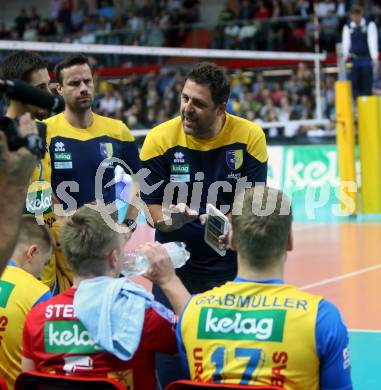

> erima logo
[197,308,286,341]
[174,152,185,163]
[44,321,103,353]
[54,142,65,152]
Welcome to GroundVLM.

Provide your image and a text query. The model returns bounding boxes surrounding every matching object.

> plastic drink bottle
[122,242,190,276]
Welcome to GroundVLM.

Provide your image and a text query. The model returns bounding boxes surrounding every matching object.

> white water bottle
[122,242,190,276]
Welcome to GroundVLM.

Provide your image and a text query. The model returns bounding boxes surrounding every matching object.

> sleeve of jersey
[316,300,353,390]
[244,129,268,184]
[176,302,192,379]
[140,134,168,205]
[33,290,53,307]
[22,312,35,359]
[139,302,178,355]
[120,126,141,175]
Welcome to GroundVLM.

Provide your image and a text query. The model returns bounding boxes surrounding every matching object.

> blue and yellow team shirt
[0,264,52,389]
[140,114,268,280]
[178,279,352,389]
[43,112,141,209]
[26,155,57,291]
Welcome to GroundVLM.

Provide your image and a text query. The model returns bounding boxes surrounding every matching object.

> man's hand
[142,241,191,315]
[142,242,176,286]
[200,213,232,251]
[158,203,199,231]
[1,113,38,181]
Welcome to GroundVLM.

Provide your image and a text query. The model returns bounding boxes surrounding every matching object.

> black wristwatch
[125,218,137,232]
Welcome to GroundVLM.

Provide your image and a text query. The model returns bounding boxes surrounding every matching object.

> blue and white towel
[73,276,153,361]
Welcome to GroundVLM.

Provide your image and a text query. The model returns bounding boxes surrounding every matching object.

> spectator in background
[0,217,53,389]
[342,5,379,98]
[14,8,29,39]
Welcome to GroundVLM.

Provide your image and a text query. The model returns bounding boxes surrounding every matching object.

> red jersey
[23,288,177,389]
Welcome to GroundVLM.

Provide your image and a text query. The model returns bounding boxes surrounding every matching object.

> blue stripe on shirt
[33,290,52,307]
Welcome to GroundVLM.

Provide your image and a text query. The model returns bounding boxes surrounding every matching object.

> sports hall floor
[122,200,381,390]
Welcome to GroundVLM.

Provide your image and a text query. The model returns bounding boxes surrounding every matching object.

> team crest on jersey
[100,143,113,158]
[226,150,243,170]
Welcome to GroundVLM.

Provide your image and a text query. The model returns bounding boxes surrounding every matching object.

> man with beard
[43,54,140,223]
[140,62,268,387]
[37,54,140,294]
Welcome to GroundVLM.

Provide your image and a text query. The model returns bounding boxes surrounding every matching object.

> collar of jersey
[7,260,17,267]
[233,277,284,284]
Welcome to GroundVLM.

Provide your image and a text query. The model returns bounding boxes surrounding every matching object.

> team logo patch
[171,164,190,173]
[54,142,65,152]
[44,320,104,353]
[100,143,113,158]
[0,280,15,308]
[226,150,243,170]
[197,307,286,341]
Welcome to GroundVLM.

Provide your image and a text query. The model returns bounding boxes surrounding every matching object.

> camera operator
[0,113,39,274]
[0,51,52,275]
[1,52,51,121]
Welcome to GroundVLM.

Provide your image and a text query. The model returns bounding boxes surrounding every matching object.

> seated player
[22,205,177,389]
[0,216,54,389]
[147,187,353,389]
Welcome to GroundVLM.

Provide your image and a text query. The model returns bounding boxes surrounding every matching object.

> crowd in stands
[1,1,381,55]
[92,63,336,138]
[1,0,373,137]
[0,0,200,49]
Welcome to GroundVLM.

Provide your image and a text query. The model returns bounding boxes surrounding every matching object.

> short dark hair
[0,51,48,83]
[185,62,230,106]
[54,54,91,85]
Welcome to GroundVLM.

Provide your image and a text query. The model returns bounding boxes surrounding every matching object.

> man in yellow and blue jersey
[0,216,54,389]
[45,54,141,219]
[140,62,268,293]
[35,54,141,293]
[147,186,353,389]
[140,62,267,387]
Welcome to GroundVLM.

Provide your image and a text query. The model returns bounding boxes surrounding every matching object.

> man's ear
[108,248,118,270]
[228,229,236,252]
[287,230,293,252]
[26,244,38,262]
[217,102,227,116]
[56,84,64,96]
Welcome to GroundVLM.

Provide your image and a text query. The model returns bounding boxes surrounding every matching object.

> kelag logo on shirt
[197,308,286,341]
[44,321,104,353]
[171,164,190,173]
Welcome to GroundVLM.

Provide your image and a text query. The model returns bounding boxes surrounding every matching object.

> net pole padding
[335,80,358,214]
[357,96,381,214]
